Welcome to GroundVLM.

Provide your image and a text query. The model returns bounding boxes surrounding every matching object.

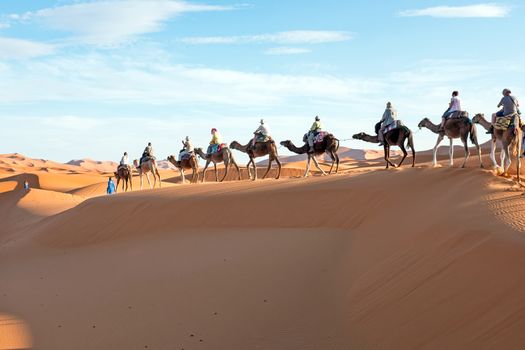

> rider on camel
[179,136,194,161]
[207,128,222,156]
[251,119,271,149]
[307,116,322,153]
[378,102,397,146]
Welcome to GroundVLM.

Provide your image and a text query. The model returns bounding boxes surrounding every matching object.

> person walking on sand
[439,91,461,131]
[23,179,29,190]
[106,177,116,195]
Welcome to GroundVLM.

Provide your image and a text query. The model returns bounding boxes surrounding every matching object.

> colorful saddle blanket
[383,120,405,134]
[179,152,194,161]
[209,143,227,154]
[314,131,329,143]
[495,114,520,131]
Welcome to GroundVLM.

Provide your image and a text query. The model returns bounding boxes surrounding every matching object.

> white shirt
[449,96,461,112]
[255,124,270,136]
[120,155,129,165]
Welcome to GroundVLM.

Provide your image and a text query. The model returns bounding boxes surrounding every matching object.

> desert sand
[1,146,525,350]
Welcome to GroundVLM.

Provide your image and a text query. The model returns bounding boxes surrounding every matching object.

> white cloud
[14,0,232,46]
[264,47,310,55]
[181,30,353,45]
[0,37,55,58]
[0,53,383,106]
[399,3,510,18]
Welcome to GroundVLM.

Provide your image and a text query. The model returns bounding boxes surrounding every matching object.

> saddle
[209,143,227,154]
[117,164,131,172]
[255,134,272,143]
[303,131,328,144]
[495,113,521,131]
[179,152,194,161]
[445,111,469,120]
[383,120,405,135]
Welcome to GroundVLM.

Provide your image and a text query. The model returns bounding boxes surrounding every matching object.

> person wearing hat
[207,128,222,155]
[439,91,461,131]
[378,102,397,146]
[307,116,323,153]
[251,119,271,148]
[488,89,521,134]
[178,136,195,161]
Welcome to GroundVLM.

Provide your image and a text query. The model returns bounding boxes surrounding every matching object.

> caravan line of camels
[116,113,523,192]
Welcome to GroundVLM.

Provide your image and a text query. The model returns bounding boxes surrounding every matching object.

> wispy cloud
[264,47,310,55]
[181,30,353,45]
[0,37,55,58]
[11,0,232,46]
[399,3,510,18]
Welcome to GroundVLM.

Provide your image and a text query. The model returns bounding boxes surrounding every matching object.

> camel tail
[469,122,478,145]
[406,129,416,164]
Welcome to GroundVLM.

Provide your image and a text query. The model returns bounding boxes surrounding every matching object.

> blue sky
[0,0,523,162]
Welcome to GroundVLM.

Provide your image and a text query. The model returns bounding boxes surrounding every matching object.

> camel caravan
[111,88,523,192]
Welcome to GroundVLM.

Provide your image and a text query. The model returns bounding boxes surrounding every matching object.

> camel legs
[155,169,161,188]
[251,158,258,181]
[145,173,152,189]
[275,157,281,179]
[432,134,445,166]
[311,155,327,176]
[139,173,144,190]
[262,159,272,179]
[460,138,470,168]
[201,160,211,183]
[304,156,312,177]
[178,168,186,183]
[398,143,408,168]
[384,144,397,168]
[503,144,512,176]
[231,158,241,180]
[489,139,498,168]
[448,138,455,167]
[220,161,229,182]
[192,164,199,183]
[213,163,219,182]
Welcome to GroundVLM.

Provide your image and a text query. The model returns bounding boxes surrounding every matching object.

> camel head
[280,140,292,148]
[418,118,430,129]
[194,148,203,158]
[167,155,175,164]
[472,113,484,124]
[352,132,366,140]
[229,141,240,149]
[133,159,139,167]
[114,171,119,178]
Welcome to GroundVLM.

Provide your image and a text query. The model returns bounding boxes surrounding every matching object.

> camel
[230,140,282,180]
[194,147,241,182]
[114,165,133,193]
[167,154,199,183]
[133,158,161,190]
[280,133,340,177]
[472,113,522,179]
[418,116,482,168]
[353,125,416,169]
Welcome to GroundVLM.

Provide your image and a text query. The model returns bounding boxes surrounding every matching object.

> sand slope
[1,154,525,349]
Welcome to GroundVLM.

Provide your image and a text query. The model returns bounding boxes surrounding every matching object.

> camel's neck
[284,141,308,154]
[195,149,207,158]
[422,120,440,134]
[359,134,379,143]
[476,117,492,131]
[232,142,249,153]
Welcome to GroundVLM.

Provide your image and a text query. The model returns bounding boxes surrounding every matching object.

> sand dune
[1,146,525,349]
